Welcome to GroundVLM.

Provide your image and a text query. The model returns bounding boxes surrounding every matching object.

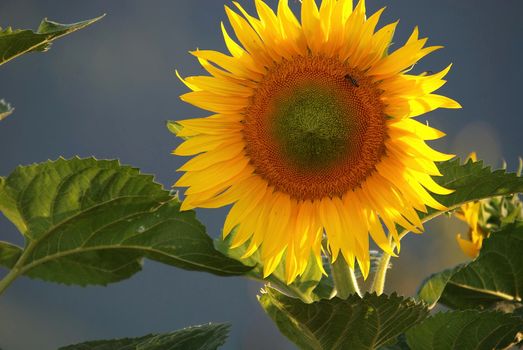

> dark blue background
[0,1,521,349]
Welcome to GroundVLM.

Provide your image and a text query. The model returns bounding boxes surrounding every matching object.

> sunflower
[172,0,460,283]
[455,201,486,259]
[454,153,486,258]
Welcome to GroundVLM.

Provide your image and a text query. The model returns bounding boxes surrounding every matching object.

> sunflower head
[172,0,460,283]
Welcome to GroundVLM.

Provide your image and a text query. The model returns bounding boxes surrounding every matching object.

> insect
[344,74,359,87]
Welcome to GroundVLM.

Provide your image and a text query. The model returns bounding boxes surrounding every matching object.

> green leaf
[0,15,104,66]
[215,230,326,303]
[405,310,523,350]
[417,265,462,309]
[418,222,523,310]
[398,158,523,241]
[440,222,523,309]
[58,323,230,350]
[379,335,411,350]
[0,99,13,121]
[0,241,22,268]
[259,288,428,350]
[424,158,523,220]
[0,158,250,287]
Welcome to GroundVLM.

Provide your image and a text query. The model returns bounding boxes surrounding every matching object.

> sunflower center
[272,84,355,169]
[242,56,387,200]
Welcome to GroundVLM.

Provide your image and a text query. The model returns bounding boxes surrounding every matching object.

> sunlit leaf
[59,323,230,350]
[0,158,250,286]
[418,222,523,310]
[259,288,428,350]
[406,310,523,350]
[417,265,461,309]
[0,15,104,66]
[400,159,523,239]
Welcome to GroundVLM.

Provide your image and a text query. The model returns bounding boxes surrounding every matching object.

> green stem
[0,266,21,295]
[370,251,392,295]
[0,241,35,296]
[269,281,314,304]
[331,255,361,298]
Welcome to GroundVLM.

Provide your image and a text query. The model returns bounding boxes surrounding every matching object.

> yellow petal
[456,234,480,258]
[173,134,241,156]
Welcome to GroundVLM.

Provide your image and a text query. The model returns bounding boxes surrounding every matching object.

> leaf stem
[0,266,21,295]
[0,241,35,296]
[370,204,465,295]
[331,255,361,298]
[370,250,392,295]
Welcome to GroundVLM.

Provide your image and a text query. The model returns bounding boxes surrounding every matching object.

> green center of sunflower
[271,84,354,169]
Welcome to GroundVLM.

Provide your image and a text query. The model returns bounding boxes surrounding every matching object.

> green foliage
[480,191,523,233]
[418,222,523,310]
[434,158,523,211]
[259,288,428,350]
[0,241,22,269]
[417,266,461,309]
[0,99,13,121]
[58,323,230,350]
[397,159,523,238]
[405,310,523,350]
[0,15,104,66]
[0,158,250,287]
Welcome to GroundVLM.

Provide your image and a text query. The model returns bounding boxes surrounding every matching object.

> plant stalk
[0,266,21,295]
[331,255,361,298]
[0,241,35,296]
[370,251,392,295]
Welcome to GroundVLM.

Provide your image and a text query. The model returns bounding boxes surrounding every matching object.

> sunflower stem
[0,241,36,296]
[330,255,361,298]
[0,266,20,296]
[370,251,392,295]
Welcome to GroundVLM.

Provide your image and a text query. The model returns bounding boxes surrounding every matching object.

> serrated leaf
[396,158,523,241]
[418,222,523,310]
[0,158,250,286]
[0,99,13,121]
[58,323,230,350]
[416,159,523,228]
[406,310,523,350]
[259,288,428,350]
[0,15,104,66]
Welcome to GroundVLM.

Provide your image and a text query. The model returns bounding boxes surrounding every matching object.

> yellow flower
[173,0,460,283]
[455,153,487,258]
[455,201,486,258]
